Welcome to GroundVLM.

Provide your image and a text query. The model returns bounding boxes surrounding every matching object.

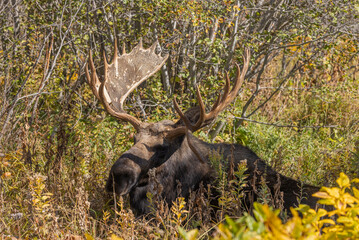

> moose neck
[152,134,215,199]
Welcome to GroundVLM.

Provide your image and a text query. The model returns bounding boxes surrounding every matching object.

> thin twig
[232,116,338,129]
[17,91,62,101]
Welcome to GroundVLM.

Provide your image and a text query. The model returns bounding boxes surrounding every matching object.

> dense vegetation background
[0,0,358,239]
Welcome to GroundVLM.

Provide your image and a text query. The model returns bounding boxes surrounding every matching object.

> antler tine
[201,49,250,122]
[169,48,250,134]
[165,97,189,140]
[84,55,91,85]
[223,72,231,100]
[192,86,206,131]
[86,38,169,131]
[149,40,158,52]
[209,72,229,112]
[101,38,152,128]
[103,50,108,78]
[105,39,169,112]
[173,97,193,129]
[113,38,118,63]
[98,73,142,131]
[210,92,222,112]
[167,98,205,163]
[85,50,101,100]
[227,52,249,100]
[122,42,126,55]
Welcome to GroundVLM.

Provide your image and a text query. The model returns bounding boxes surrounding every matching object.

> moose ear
[175,106,200,127]
[174,106,211,128]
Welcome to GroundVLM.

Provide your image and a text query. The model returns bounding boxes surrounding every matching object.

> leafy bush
[180,173,359,240]
[0,0,358,239]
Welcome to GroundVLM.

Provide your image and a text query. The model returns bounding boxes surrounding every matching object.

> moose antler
[166,48,250,139]
[85,39,169,131]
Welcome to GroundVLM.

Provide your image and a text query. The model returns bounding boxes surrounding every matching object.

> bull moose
[85,39,320,215]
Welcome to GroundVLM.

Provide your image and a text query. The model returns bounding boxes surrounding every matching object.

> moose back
[85,39,320,215]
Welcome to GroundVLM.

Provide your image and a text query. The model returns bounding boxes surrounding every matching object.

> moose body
[85,38,320,217]
[105,119,320,215]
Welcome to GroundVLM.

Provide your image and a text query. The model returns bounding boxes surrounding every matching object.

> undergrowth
[0,3,358,236]
[180,172,359,240]
[1,62,358,239]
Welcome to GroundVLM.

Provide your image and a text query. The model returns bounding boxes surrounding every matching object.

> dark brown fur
[106,110,320,215]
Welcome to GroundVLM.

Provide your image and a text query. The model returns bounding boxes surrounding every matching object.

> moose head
[85,39,320,215]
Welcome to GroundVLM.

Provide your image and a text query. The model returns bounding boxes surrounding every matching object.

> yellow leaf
[352,187,359,199]
[316,208,328,217]
[337,172,350,188]
[41,196,51,201]
[323,187,340,198]
[110,234,123,240]
[313,191,330,199]
[327,209,342,217]
[339,216,353,222]
[337,200,345,210]
[84,233,95,240]
[317,198,335,206]
[319,219,335,226]
[342,193,357,204]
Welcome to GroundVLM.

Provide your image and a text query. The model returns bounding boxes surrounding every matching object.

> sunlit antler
[166,48,250,138]
[85,39,169,131]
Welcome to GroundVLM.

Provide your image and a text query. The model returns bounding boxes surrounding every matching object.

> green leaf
[225,215,239,233]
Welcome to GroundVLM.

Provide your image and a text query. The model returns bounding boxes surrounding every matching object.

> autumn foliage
[0,0,358,239]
